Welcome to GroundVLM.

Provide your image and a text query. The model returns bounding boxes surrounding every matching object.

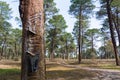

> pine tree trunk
[19,0,46,80]
[66,40,68,59]
[103,37,106,59]
[106,0,120,66]
[91,33,94,52]
[50,37,54,61]
[78,6,82,63]
[14,42,18,57]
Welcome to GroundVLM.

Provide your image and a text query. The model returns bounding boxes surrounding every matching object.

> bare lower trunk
[91,34,94,52]
[20,0,45,80]
[78,6,82,63]
[50,38,54,61]
[50,32,56,61]
[50,51,54,61]
[14,42,18,57]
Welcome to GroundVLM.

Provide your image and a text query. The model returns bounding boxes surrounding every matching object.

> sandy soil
[57,61,120,80]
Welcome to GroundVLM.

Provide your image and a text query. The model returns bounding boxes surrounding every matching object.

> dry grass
[0,60,21,80]
[67,59,120,70]
[0,59,97,80]
[46,62,96,80]
[1,59,120,80]
[0,69,20,80]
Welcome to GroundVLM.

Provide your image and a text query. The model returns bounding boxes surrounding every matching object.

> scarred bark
[19,0,45,80]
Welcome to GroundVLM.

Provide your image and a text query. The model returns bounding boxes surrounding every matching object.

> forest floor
[0,59,120,80]
[54,59,120,80]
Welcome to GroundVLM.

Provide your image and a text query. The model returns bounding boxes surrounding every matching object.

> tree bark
[78,6,82,63]
[19,0,46,80]
[50,36,54,61]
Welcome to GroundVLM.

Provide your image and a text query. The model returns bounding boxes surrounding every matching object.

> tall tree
[44,0,58,57]
[69,0,94,63]
[11,28,22,58]
[85,29,100,52]
[106,0,120,65]
[85,28,100,58]
[97,0,120,65]
[19,0,45,80]
[44,0,58,20]
[59,32,75,59]
[111,0,120,46]
[46,15,67,60]
[72,17,89,60]
[0,1,12,59]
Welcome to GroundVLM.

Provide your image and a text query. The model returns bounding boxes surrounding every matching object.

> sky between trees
[3,0,102,33]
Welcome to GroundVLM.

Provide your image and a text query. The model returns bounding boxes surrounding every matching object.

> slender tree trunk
[76,47,78,59]
[18,42,22,56]
[1,44,4,59]
[116,8,120,46]
[4,44,7,59]
[65,40,68,59]
[50,27,57,61]
[20,0,45,80]
[112,9,120,46]
[14,42,18,57]
[50,36,54,61]
[81,25,84,59]
[106,0,120,66]
[78,6,82,63]
[103,37,107,59]
[91,34,94,52]
[1,35,7,58]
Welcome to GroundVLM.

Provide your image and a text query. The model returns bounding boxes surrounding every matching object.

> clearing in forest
[0,59,120,80]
